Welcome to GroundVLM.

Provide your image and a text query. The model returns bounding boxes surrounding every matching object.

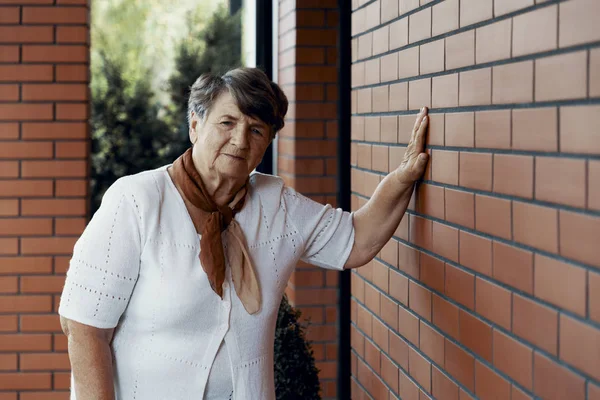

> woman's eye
[220,121,233,126]
[252,128,263,135]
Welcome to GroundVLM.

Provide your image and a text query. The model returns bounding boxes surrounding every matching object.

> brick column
[349,0,600,399]
[276,0,341,398]
[0,0,89,397]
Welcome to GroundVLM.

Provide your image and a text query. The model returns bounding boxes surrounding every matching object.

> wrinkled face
[190,91,271,181]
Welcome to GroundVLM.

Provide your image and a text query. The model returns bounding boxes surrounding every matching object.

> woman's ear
[189,112,199,144]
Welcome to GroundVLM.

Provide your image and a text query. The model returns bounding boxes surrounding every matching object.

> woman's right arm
[61,316,116,400]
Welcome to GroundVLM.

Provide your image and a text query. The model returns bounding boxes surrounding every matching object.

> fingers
[410,107,429,142]
[414,113,428,152]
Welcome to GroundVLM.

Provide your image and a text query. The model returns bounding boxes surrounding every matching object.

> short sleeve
[283,187,355,271]
[58,178,142,329]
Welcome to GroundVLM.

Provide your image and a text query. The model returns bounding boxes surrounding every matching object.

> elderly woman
[59,67,429,400]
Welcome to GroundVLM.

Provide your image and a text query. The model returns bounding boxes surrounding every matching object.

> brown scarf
[170,148,261,314]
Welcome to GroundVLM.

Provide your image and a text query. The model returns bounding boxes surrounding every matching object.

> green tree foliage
[90,52,171,212]
[275,296,322,399]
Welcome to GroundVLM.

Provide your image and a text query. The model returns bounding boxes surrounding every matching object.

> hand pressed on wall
[394,107,429,185]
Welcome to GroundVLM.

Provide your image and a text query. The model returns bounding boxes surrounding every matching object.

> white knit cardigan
[58,165,355,400]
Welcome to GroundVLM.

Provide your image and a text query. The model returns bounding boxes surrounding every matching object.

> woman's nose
[230,124,249,149]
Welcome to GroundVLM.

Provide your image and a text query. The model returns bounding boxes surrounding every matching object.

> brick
[408,347,431,392]
[20,353,70,370]
[365,339,381,373]
[446,30,474,70]
[20,314,62,332]
[591,48,600,97]
[475,195,511,239]
[445,339,475,391]
[380,53,398,83]
[534,352,585,400]
[536,156,586,208]
[560,105,600,154]
[409,214,433,252]
[0,276,17,293]
[398,305,419,345]
[459,389,475,400]
[513,5,557,57]
[559,210,600,268]
[400,0,420,15]
[20,393,71,400]
[56,65,88,82]
[559,314,600,380]
[420,321,444,366]
[476,277,511,329]
[408,78,431,110]
[0,180,53,197]
[493,154,533,199]
[492,241,533,294]
[22,45,88,62]
[21,237,78,255]
[356,88,371,113]
[409,8,431,43]
[398,114,417,144]
[409,280,431,321]
[432,0,458,36]
[398,46,419,79]
[389,82,408,111]
[459,152,491,191]
[389,331,409,371]
[513,294,558,354]
[427,113,444,146]
[445,112,474,147]
[0,199,19,216]
[56,26,88,44]
[0,257,52,275]
[590,382,600,400]
[0,238,18,254]
[0,6,19,23]
[513,202,558,253]
[475,361,511,400]
[589,271,600,323]
[21,276,65,294]
[512,107,557,152]
[432,223,458,263]
[445,188,474,228]
[432,74,458,109]
[459,310,493,362]
[433,294,459,339]
[372,26,389,55]
[23,6,87,23]
[0,84,18,101]
[357,33,372,60]
[381,353,399,394]
[372,85,388,112]
[416,183,444,220]
[380,116,397,144]
[475,110,510,149]
[55,141,88,159]
[0,142,53,159]
[445,264,474,309]
[492,61,534,104]
[0,45,19,62]
[559,0,600,47]
[0,104,53,121]
[389,269,409,306]
[535,51,587,101]
[493,330,533,390]
[389,18,408,50]
[459,231,492,276]
[0,26,53,43]
[0,65,53,82]
[476,19,511,64]
[364,59,380,85]
[55,179,87,197]
[420,39,444,75]
[459,68,491,106]
[0,373,51,390]
[495,0,534,16]
[432,366,459,400]
[460,0,492,27]
[0,334,51,351]
[21,199,86,216]
[22,122,87,139]
[0,218,52,236]
[0,353,17,371]
[0,161,18,178]
[0,123,19,139]
[400,370,420,400]
[398,241,419,279]
[22,83,88,101]
[371,145,388,173]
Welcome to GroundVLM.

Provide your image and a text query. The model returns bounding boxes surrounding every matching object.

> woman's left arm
[344,107,429,269]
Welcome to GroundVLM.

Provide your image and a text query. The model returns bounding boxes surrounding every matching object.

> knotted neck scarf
[170,148,261,314]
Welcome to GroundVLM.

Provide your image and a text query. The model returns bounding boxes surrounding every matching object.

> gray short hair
[187,68,288,139]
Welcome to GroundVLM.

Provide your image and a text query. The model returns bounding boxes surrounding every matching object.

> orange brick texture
[350,0,600,399]
[277,0,342,398]
[0,0,89,398]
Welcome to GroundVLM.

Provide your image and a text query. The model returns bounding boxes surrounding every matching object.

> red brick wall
[276,0,342,398]
[350,0,600,399]
[0,0,89,397]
